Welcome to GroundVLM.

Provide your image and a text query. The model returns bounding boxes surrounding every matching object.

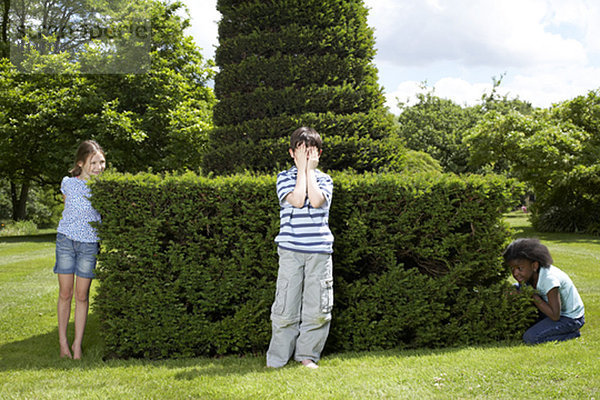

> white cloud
[578,2,600,52]
[506,65,600,107]
[366,0,600,111]
[384,78,494,114]
[384,64,600,114]
[386,81,424,111]
[544,0,589,26]
[365,0,588,68]
[180,0,219,58]
[435,78,492,105]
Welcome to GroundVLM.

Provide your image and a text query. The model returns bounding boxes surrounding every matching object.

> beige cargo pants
[266,248,334,367]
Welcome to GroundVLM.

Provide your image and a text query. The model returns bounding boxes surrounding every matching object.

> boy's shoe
[301,360,319,369]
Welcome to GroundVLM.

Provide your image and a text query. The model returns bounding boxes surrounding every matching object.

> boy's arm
[285,144,308,208]
[285,168,307,208]
[307,169,325,208]
[306,147,326,208]
[533,287,561,321]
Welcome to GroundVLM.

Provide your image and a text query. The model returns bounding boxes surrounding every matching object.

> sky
[180,0,600,115]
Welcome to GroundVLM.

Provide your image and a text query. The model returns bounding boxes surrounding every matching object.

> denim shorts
[53,233,99,279]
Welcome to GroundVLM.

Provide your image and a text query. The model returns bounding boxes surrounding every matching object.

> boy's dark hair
[503,238,553,268]
[290,127,322,151]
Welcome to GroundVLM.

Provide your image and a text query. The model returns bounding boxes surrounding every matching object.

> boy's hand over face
[293,143,308,171]
[307,146,320,170]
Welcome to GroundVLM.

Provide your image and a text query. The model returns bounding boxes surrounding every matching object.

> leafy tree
[0,57,96,220]
[0,0,215,220]
[4,0,148,72]
[479,74,534,116]
[205,0,404,174]
[553,88,600,139]
[84,1,216,173]
[397,86,481,174]
[0,178,12,219]
[8,0,99,54]
[465,88,600,234]
[396,78,534,175]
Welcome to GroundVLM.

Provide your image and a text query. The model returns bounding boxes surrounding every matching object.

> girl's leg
[72,276,92,359]
[57,273,75,358]
[523,316,584,344]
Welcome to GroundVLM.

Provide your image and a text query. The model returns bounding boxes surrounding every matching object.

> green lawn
[1,214,599,399]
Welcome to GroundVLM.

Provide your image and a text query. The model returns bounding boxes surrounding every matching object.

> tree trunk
[1,0,10,59]
[10,180,29,221]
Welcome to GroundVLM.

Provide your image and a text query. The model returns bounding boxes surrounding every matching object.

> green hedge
[203,132,407,175]
[90,171,535,359]
[208,0,398,174]
[204,110,400,174]
[213,83,383,126]
[209,111,392,144]
[216,0,371,38]
[215,23,375,66]
[214,54,376,96]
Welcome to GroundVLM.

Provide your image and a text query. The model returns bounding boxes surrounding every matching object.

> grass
[1,214,599,399]
[0,221,56,237]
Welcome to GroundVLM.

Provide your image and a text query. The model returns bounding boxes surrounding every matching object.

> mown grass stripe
[0,248,55,267]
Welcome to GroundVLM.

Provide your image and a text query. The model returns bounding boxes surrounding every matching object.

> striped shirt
[274,167,334,254]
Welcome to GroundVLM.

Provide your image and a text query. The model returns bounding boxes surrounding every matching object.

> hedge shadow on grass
[508,214,600,245]
[0,233,57,244]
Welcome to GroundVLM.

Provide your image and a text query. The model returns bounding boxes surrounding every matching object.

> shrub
[0,220,38,236]
[90,171,534,359]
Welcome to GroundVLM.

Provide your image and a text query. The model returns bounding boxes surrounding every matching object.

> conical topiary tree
[204,0,405,174]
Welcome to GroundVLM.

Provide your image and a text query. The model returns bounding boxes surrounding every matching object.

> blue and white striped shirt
[274,167,334,254]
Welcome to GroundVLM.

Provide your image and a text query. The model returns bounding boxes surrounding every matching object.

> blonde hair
[70,140,105,177]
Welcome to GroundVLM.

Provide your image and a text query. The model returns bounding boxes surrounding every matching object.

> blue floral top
[56,177,101,243]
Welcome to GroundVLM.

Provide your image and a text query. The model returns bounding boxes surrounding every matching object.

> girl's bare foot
[301,359,319,369]
[60,344,72,359]
[72,344,82,360]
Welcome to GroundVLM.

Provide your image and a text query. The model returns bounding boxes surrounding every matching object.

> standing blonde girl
[54,140,105,359]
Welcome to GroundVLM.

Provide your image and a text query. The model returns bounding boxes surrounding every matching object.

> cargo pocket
[272,279,288,315]
[320,278,334,314]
